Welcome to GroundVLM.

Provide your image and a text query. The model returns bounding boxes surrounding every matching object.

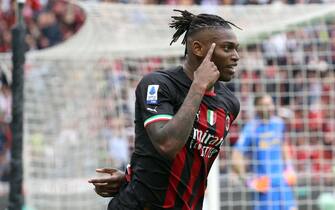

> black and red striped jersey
[118,66,239,210]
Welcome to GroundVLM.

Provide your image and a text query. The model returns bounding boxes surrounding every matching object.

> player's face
[207,29,240,82]
[256,95,275,120]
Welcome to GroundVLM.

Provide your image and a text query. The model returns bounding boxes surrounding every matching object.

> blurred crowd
[0,0,85,53]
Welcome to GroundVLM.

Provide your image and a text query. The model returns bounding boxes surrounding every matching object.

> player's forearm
[231,150,246,179]
[147,81,206,159]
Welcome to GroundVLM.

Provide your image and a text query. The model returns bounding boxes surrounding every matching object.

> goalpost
[2,2,334,210]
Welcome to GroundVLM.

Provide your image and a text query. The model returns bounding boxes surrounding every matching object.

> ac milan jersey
[113,66,239,210]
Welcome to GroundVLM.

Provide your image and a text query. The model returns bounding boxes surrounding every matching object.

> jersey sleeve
[234,123,252,154]
[136,72,175,128]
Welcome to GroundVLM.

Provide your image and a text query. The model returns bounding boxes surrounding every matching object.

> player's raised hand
[88,168,125,197]
[193,43,220,91]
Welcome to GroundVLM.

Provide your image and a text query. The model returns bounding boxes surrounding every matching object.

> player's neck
[182,59,200,81]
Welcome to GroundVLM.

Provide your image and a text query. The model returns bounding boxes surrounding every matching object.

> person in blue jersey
[232,93,297,210]
[89,10,241,210]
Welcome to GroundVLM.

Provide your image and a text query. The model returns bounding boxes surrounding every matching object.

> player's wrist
[191,80,207,94]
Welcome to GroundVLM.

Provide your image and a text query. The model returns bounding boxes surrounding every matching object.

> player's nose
[231,49,240,62]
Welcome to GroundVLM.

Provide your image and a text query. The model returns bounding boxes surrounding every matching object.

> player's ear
[190,40,204,57]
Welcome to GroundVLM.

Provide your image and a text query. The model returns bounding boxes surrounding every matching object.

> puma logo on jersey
[146,107,158,113]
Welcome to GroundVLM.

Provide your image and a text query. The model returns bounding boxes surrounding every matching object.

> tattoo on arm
[147,82,205,159]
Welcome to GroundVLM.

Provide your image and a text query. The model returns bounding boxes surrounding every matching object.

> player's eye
[223,45,231,52]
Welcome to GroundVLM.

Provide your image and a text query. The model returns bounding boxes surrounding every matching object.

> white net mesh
[1,2,335,210]
[23,56,185,210]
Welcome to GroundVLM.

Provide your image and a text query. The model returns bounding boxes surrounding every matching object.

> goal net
[3,1,335,210]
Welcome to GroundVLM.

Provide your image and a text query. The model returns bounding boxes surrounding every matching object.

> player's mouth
[225,64,237,75]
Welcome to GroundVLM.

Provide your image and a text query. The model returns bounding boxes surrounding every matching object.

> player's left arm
[281,122,297,186]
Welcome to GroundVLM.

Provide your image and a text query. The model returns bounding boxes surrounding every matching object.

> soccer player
[232,94,297,210]
[89,9,240,210]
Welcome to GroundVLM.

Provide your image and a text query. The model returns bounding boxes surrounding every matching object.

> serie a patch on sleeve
[146,85,159,105]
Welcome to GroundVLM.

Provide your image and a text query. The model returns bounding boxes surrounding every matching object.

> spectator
[36,11,62,48]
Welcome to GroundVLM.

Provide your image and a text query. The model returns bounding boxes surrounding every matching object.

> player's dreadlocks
[169,9,241,48]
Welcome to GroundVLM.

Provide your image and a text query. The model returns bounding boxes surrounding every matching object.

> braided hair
[169,9,241,53]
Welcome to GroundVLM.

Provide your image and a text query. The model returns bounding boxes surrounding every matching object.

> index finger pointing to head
[205,43,216,61]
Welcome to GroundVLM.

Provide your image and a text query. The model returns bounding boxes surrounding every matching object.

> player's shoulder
[217,82,240,116]
[139,66,182,85]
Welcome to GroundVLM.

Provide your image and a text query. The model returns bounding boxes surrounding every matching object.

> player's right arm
[146,43,219,160]
[231,124,252,181]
